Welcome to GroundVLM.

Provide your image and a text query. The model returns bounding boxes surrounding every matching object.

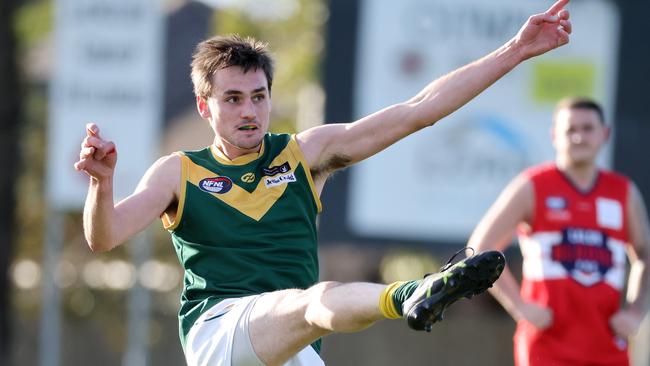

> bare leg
[248,281,386,365]
[247,250,506,365]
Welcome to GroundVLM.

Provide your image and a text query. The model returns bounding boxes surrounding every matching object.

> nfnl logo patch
[545,196,570,221]
[199,177,233,194]
[264,172,296,188]
[546,196,567,210]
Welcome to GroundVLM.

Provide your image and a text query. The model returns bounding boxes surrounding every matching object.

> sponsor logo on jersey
[596,197,623,230]
[546,196,567,210]
[199,176,233,194]
[240,172,255,183]
[264,172,296,188]
[551,227,612,286]
[545,196,571,221]
[262,162,291,177]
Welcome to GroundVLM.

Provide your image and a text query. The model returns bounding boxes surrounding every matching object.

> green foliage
[14,0,53,49]
[14,87,46,260]
[212,0,327,133]
[13,3,51,262]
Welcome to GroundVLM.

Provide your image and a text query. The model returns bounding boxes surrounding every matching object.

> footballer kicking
[75,0,570,364]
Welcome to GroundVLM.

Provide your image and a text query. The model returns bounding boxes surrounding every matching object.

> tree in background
[213,0,328,133]
[0,0,21,363]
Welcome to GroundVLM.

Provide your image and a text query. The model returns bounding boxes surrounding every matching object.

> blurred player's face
[199,66,271,158]
[552,107,609,167]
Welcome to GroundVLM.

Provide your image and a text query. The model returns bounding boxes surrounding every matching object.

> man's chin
[236,138,264,151]
[568,156,598,166]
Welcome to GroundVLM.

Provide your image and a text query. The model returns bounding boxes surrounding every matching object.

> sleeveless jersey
[162,133,322,350]
[515,163,630,366]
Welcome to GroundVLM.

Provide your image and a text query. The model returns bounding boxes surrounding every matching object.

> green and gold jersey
[162,133,322,349]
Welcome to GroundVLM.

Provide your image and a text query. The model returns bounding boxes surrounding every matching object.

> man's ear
[603,125,611,142]
[196,96,211,119]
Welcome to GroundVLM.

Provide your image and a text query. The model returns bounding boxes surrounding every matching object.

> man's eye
[253,95,265,102]
[226,96,239,103]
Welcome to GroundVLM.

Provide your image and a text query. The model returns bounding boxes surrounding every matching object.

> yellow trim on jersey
[186,145,303,221]
[289,134,322,213]
[209,140,266,166]
[162,153,189,231]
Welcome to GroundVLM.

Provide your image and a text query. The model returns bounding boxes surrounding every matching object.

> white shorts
[185,295,325,366]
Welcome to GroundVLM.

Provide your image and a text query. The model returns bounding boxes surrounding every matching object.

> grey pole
[38,212,64,366]
[123,227,153,366]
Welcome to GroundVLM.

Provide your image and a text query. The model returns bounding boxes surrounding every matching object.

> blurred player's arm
[297,0,571,186]
[74,123,180,252]
[468,174,553,329]
[610,183,650,338]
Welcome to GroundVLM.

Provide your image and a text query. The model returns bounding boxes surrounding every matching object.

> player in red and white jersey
[469,97,650,366]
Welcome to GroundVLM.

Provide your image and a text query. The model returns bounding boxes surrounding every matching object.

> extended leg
[247,250,505,365]
[248,281,385,365]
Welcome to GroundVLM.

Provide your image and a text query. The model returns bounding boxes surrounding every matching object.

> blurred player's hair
[553,97,605,124]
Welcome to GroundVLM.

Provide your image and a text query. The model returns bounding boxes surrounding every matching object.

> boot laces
[422,247,475,278]
[439,247,474,273]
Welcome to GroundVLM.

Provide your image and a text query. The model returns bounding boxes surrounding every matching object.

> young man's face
[203,66,271,154]
[552,107,609,166]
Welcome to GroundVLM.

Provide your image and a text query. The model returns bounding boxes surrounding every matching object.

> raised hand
[512,0,572,60]
[73,123,118,181]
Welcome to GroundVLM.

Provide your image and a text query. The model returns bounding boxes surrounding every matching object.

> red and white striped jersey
[515,163,631,366]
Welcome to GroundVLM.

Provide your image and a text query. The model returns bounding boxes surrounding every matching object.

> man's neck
[556,158,599,191]
[213,139,262,161]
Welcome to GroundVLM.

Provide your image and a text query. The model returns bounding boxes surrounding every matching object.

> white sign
[348,0,620,241]
[47,0,164,210]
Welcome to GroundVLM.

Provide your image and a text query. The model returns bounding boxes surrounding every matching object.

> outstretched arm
[298,0,572,185]
[74,123,179,251]
[610,183,650,338]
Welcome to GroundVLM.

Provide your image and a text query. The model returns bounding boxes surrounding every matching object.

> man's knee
[303,281,342,329]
